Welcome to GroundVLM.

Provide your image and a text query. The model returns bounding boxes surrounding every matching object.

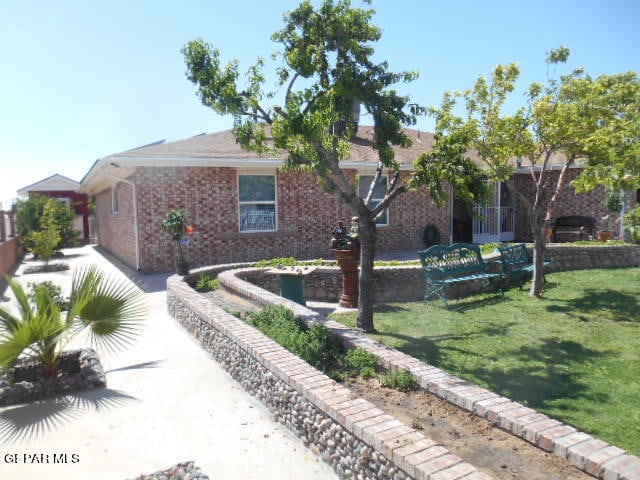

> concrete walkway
[0,245,336,480]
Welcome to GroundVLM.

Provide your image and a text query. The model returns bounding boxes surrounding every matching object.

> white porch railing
[472,206,515,243]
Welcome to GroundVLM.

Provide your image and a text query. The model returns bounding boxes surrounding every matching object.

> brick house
[17,174,91,241]
[79,128,633,272]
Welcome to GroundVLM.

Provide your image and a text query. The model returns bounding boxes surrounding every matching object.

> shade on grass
[330,267,640,456]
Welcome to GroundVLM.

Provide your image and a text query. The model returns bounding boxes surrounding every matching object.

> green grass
[330,267,640,455]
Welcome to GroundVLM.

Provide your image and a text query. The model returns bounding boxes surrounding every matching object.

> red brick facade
[94,166,450,272]
[94,165,635,272]
[95,182,138,269]
[512,168,637,241]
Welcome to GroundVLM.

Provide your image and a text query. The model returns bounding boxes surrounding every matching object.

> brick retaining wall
[167,275,494,480]
[168,266,640,480]
[229,267,640,479]
[203,245,640,304]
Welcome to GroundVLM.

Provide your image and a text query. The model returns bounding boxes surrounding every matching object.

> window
[359,175,388,225]
[111,184,119,214]
[238,174,277,232]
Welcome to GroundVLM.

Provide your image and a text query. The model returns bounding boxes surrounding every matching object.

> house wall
[99,166,449,272]
[95,182,138,269]
[512,169,637,241]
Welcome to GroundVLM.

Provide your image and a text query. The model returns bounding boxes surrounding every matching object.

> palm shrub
[0,266,146,377]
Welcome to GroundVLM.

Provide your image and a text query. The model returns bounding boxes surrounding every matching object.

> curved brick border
[167,274,494,480]
[212,268,640,480]
[185,245,640,305]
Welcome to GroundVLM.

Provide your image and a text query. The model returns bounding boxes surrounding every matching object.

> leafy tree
[15,196,78,250]
[570,71,640,241]
[420,48,639,296]
[15,195,48,250]
[162,209,191,274]
[0,266,146,377]
[29,220,60,266]
[182,0,484,331]
[30,198,69,265]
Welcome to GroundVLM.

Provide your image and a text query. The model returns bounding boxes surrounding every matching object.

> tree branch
[285,72,300,104]
[364,162,384,206]
[544,155,575,222]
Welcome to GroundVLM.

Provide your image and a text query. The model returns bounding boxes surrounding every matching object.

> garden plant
[162,209,192,275]
[0,266,146,377]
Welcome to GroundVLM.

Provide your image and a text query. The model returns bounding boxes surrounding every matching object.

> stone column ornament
[331,218,360,308]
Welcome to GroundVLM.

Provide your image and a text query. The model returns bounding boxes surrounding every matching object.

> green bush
[249,306,344,372]
[254,257,298,268]
[27,281,68,310]
[344,348,379,378]
[16,196,77,251]
[625,206,640,243]
[380,369,418,392]
[196,273,219,292]
[29,227,60,264]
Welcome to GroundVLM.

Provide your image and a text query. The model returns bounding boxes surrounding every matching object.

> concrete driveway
[0,245,336,480]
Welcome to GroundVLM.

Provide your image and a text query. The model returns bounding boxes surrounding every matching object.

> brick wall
[94,165,631,272]
[95,183,138,269]
[129,166,449,272]
[512,169,637,241]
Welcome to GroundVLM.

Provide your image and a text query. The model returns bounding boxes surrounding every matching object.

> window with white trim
[359,175,388,225]
[238,174,277,232]
[111,184,119,214]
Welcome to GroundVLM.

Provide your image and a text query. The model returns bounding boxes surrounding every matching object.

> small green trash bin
[265,266,317,306]
[279,273,306,305]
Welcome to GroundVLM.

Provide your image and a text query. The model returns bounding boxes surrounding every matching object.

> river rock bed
[128,461,209,480]
[0,348,106,406]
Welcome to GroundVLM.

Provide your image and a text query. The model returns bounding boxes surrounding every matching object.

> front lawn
[330,267,640,455]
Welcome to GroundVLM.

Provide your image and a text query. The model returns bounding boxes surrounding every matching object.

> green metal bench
[418,243,503,306]
[496,243,551,288]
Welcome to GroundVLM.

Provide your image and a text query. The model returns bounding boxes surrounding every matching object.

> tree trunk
[356,217,377,332]
[529,209,546,297]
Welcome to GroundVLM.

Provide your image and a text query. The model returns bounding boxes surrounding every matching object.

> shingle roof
[107,126,436,166]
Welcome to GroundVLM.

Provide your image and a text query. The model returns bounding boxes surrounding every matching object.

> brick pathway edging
[215,267,640,480]
[167,274,494,480]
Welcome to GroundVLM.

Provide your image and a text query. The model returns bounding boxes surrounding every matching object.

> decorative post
[0,211,6,243]
[331,218,361,308]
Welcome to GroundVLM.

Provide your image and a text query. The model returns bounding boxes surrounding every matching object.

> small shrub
[344,348,379,378]
[380,369,418,392]
[27,281,68,310]
[249,306,344,372]
[29,227,60,265]
[254,257,298,268]
[196,273,219,292]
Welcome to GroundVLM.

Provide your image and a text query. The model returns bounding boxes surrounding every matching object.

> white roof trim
[18,174,81,196]
[108,156,284,168]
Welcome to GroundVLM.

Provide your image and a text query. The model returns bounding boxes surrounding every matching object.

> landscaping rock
[0,348,106,406]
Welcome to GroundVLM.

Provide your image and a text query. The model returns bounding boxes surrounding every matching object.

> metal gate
[472,182,515,244]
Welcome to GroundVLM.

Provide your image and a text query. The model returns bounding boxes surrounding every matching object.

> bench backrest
[554,216,596,228]
[497,243,531,267]
[418,243,485,278]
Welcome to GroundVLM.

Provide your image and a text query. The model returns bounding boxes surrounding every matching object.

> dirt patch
[23,262,69,274]
[344,377,592,480]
